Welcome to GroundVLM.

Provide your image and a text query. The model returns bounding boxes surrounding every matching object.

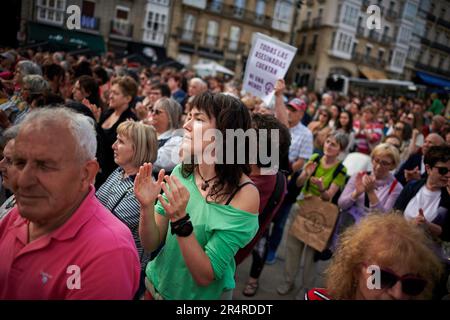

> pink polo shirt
[0,186,140,300]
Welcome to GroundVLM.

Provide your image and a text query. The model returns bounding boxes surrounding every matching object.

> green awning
[27,21,106,55]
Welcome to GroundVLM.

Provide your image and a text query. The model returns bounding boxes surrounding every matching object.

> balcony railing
[426,12,436,21]
[110,20,133,38]
[385,9,398,20]
[312,17,322,28]
[223,38,246,54]
[204,34,219,47]
[356,26,365,37]
[415,62,450,78]
[308,43,317,54]
[142,29,166,46]
[368,30,380,42]
[353,52,386,68]
[380,34,393,44]
[302,20,310,29]
[204,1,276,30]
[176,27,201,43]
[298,44,305,55]
[431,41,450,53]
[437,18,450,29]
[81,15,100,31]
[420,37,431,46]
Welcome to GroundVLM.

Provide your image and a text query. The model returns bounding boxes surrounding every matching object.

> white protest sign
[243,33,297,106]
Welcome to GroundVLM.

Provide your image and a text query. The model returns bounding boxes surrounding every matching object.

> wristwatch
[170,214,194,237]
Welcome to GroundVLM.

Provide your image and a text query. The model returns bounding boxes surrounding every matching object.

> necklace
[197,168,217,191]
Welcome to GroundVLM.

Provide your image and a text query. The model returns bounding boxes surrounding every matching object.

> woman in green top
[277,131,348,299]
[134,92,260,300]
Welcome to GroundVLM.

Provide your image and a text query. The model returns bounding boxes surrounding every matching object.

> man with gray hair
[0,108,140,299]
[188,77,208,98]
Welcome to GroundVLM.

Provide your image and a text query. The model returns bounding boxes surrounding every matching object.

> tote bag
[289,195,339,252]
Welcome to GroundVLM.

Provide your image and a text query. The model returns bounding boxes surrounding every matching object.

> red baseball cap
[287,98,307,111]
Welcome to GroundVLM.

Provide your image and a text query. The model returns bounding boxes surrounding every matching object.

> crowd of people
[0,47,449,300]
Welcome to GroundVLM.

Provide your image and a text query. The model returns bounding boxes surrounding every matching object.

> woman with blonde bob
[96,120,158,298]
[338,143,403,227]
[306,213,443,300]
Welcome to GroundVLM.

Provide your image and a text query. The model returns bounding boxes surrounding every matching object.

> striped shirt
[96,167,151,270]
[289,121,314,164]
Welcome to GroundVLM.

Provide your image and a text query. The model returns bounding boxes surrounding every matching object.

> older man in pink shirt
[0,108,140,299]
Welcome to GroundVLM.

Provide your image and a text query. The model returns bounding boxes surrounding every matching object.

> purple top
[338,172,403,223]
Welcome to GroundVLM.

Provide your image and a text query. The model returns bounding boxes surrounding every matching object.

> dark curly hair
[182,92,252,203]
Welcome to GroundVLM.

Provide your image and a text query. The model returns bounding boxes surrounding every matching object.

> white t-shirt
[404,185,441,222]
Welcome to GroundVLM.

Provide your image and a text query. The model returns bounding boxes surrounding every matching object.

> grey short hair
[155,97,181,130]
[19,107,97,162]
[190,77,207,89]
[3,125,21,142]
[328,131,349,151]
[17,60,42,76]
[22,75,50,95]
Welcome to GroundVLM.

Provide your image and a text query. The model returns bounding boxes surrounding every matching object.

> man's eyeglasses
[434,166,449,175]
[394,126,404,131]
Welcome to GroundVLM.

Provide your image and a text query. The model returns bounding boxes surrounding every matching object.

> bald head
[423,133,445,155]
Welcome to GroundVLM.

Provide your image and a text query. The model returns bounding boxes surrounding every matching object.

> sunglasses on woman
[434,166,450,175]
[365,264,427,296]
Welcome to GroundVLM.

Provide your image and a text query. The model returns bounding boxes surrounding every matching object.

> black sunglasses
[379,268,427,296]
[434,166,449,175]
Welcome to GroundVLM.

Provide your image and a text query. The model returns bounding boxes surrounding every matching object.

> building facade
[291,0,450,92]
[167,0,297,78]
[20,0,172,62]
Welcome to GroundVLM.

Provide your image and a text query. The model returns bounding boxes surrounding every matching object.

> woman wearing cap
[305,213,443,300]
[277,131,348,299]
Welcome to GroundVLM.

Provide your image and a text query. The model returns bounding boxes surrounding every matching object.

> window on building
[206,20,219,46]
[36,0,66,25]
[351,42,357,56]
[441,8,446,18]
[182,13,196,41]
[82,1,95,17]
[378,49,385,62]
[336,32,352,53]
[429,53,434,66]
[393,50,406,68]
[234,0,246,18]
[398,26,411,44]
[342,5,358,27]
[255,0,266,19]
[228,26,241,51]
[144,8,167,44]
[210,0,223,12]
[403,2,418,20]
[438,55,445,68]
[435,30,440,42]
[116,6,129,21]
[365,45,372,58]
[272,0,293,32]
